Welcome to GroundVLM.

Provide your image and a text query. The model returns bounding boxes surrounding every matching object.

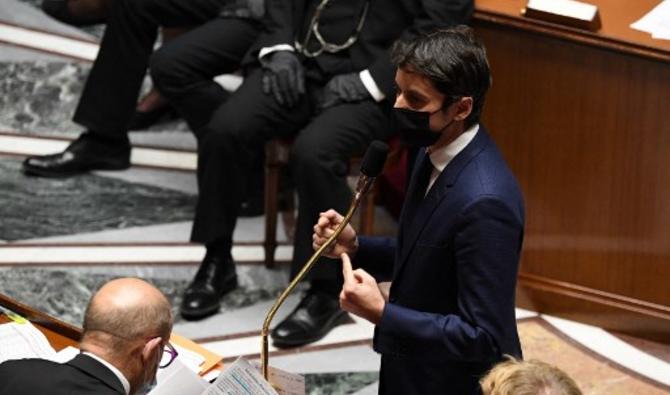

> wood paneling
[472,1,670,341]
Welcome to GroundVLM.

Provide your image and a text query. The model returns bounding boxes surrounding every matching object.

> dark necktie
[401,153,434,226]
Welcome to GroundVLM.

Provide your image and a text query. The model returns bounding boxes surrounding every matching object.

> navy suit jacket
[0,354,125,395]
[355,127,524,395]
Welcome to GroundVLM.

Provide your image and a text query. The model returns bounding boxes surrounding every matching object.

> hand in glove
[260,51,305,108]
[317,72,371,111]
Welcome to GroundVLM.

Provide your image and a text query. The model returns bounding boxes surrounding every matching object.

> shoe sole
[22,161,130,178]
[180,304,221,321]
[271,310,351,348]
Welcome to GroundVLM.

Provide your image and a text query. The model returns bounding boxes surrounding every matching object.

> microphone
[260,141,389,379]
[355,140,390,198]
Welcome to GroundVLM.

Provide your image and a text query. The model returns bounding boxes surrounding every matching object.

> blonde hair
[480,357,582,395]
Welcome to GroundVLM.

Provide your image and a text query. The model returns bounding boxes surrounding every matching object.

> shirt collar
[427,123,479,172]
[82,352,131,395]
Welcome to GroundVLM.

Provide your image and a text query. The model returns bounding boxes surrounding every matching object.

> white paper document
[631,1,670,40]
[0,322,57,363]
[148,359,209,395]
[250,361,305,395]
[527,0,597,20]
[173,344,206,374]
[203,357,279,395]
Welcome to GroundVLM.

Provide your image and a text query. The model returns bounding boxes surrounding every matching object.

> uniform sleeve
[252,0,305,57]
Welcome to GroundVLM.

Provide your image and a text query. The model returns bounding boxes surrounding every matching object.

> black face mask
[393,107,453,147]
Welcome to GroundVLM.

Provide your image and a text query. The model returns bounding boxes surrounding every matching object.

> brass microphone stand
[260,175,375,380]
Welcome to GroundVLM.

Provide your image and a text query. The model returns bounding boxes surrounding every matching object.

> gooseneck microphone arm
[260,141,389,380]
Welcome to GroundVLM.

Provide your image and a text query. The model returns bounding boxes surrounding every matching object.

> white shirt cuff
[259,44,295,60]
[359,69,386,102]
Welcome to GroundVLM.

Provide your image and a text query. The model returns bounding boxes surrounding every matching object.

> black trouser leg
[72,0,224,138]
[150,17,261,133]
[190,68,311,246]
[289,100,394,287]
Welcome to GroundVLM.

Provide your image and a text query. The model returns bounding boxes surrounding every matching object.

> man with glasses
[0,278,174,395]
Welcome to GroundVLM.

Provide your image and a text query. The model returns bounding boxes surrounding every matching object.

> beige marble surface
[519,320,670,394]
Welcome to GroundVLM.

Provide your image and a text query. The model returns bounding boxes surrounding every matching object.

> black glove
[260,51,305,108]
[317,72,372,111]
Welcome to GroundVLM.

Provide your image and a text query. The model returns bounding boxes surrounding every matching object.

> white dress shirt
[425,124,480,195]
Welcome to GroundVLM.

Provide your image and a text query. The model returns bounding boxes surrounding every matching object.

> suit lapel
[394,129,491,280]
[67,354,126,394]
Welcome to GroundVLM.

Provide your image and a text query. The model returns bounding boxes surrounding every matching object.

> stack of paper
[526,0,598,21]
[173,344,206,374]
[202,358,304,395]
[149,359,209,395]
[631,1,670,40]
[0,322,57,363]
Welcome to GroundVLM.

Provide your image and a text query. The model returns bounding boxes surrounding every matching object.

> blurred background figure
[23,0,263,178]
[481,357,583,395]
[41,0,185,129]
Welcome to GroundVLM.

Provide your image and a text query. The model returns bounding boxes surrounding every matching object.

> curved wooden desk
[473,0,670,341]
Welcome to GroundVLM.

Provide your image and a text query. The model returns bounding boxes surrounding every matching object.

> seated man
[313,27,525,394]
[22,0,263,178]
[0,277,174,395]
[162,0,474,349]
[40,0,189,129]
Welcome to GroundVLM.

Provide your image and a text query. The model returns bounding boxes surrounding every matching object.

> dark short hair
[392,26,491,128]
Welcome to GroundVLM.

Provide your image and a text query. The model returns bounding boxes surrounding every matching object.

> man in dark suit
[172,0,474,347]
[0,278,174,395]
[313,27,525,394]
[21,0,263,177]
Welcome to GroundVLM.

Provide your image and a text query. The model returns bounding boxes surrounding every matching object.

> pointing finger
[341,253,355,283]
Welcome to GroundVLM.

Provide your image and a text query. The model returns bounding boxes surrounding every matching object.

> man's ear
[142,337,162,363]
[453,97,473,122]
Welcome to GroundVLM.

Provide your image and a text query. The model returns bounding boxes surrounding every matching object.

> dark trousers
[72,0,232,137]
[150,17,261,133]
[189,66,394,285]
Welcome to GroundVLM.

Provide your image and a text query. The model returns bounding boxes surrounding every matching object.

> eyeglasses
[159,342,179,369]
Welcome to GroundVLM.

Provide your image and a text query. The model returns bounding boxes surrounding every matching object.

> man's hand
[312,209,358,259]
[339,253,385,325]
[260,51,305,108]
[317,73,371,111]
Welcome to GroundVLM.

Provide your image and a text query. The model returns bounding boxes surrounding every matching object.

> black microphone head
[360,140,389,177]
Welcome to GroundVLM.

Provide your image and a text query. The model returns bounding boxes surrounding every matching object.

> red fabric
[377,138,407,219]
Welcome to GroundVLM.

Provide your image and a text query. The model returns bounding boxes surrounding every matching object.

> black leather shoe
[22,132,130,178]
[41,0,106,27]
[128,105,178,130]
[271,291,349,348]
[180,254,238,320]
